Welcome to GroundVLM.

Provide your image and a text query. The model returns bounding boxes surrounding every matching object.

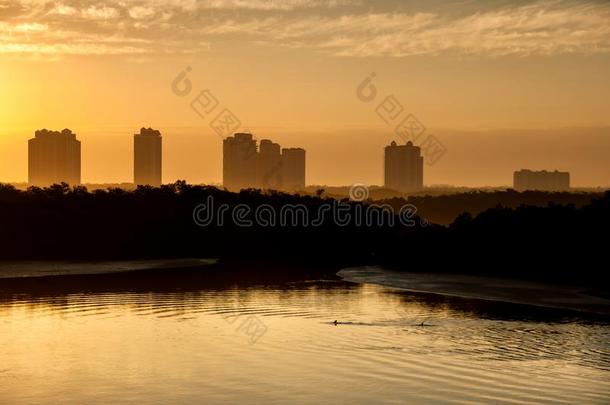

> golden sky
[1,0,609,186]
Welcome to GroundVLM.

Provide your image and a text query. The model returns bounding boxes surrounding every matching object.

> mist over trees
[0,182,608,284]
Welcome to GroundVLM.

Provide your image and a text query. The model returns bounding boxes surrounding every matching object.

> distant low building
[384,141,423,193]
[134,127,162,187]
[513,169,570,191]
[28,128,81,187]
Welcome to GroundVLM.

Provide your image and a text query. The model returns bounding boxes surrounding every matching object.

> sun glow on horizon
[1,0,609,186]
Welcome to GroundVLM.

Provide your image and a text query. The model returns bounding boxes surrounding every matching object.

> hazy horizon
[1,0,610,187]
[2,125,610,187]
[3,2,610,403]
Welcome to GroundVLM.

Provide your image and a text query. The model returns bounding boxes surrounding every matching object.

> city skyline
[1,0,610,187]
[2,2,610,402]
[219,133,307,191]
[3,121,609,189]
[20,127,583,193]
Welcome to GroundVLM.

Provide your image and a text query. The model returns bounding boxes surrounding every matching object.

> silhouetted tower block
[134,127,162,187]
[223,133,258,191]
[257,139,282,189]
[223,133,306,192]
[513,169,570,191]
[384,141,423,193]
[281,148,306,191]
[28,128,81,187]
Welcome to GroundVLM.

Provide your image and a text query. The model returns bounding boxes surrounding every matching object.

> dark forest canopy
[0,182,608,284]
[382,189,603,225]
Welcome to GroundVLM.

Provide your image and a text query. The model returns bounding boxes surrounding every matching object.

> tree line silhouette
[0,182,608,285]
[376,190,603,225]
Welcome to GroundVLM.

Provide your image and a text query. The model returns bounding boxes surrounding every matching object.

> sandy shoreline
[338,266,610,315]
[0,258,217,279]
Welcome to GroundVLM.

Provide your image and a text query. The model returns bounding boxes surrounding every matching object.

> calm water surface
[1,276,609,404]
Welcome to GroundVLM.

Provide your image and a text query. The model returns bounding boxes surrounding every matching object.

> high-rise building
[513,169,570,191]
[384,141,423,193]
[223,134,306,192]
[134,127,162,187]
[281,148,306,191]
[223,133,258,191]
[257,139,282,189]
[28,128,81,187]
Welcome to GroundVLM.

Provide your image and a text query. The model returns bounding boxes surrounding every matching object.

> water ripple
[0,282,609,404]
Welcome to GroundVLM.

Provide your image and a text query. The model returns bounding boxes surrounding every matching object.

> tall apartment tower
[223,133,258,191]
[281,148,306,191]
[513,169,570,191]
[134,127,162,187]
[28,128,81,187]
[384,141,423,193]
[257,139,282,189]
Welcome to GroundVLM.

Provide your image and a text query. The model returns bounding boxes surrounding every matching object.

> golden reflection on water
[1,281,609,404]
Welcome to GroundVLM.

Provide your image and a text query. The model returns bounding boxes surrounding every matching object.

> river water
[0,275,608,404]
